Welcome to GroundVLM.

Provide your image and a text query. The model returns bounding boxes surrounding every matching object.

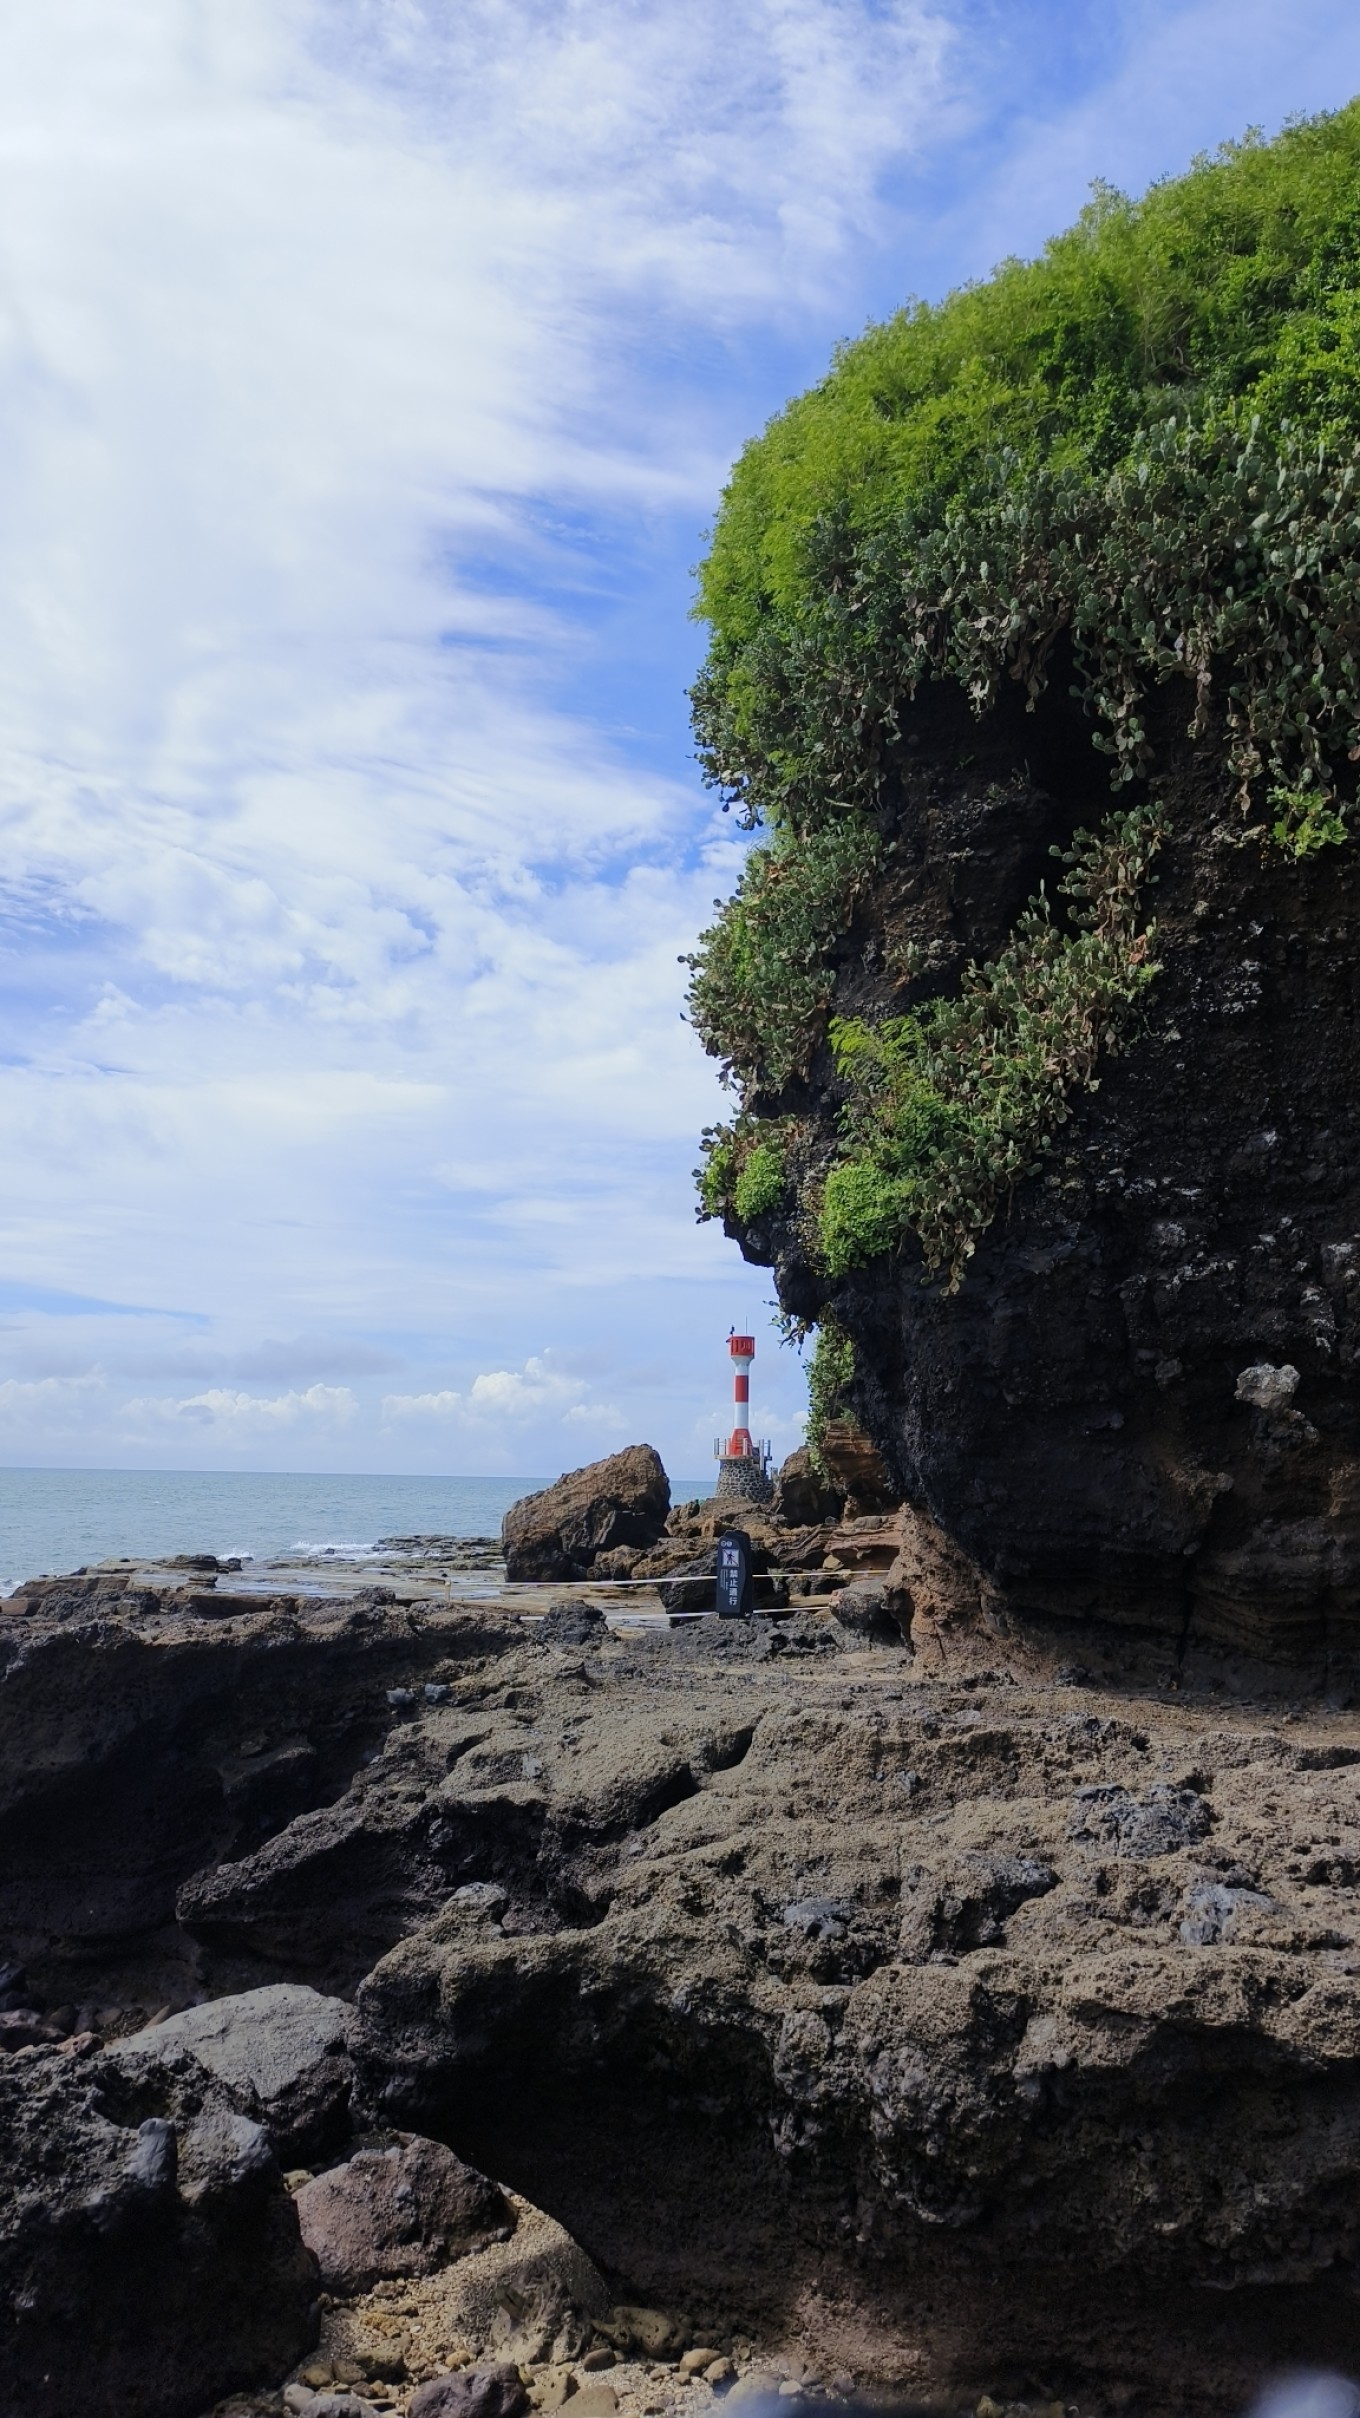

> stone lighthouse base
[714,1455,772,1505]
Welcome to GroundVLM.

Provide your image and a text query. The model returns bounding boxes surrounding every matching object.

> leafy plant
[1270,781,1350,856]
[697,1121,792,1223]
[733,1140,788,1220]
[685,815,879,1090]
[805,1320,855,1474]
[819,805,1165,1286]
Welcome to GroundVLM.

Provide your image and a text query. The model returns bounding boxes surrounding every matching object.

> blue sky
[2,0,1360,1482]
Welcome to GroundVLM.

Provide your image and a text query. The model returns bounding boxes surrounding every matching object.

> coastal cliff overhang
[685,106,1360,1664]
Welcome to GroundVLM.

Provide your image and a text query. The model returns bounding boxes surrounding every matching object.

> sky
[2,0,1360,1483]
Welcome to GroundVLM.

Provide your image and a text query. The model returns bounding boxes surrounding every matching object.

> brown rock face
[770,1445,843,1527]
[295,2135,508,2291]
[501,1446,670,1581]
[813,1422,900,1516]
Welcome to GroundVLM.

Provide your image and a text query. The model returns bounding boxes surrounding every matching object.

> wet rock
[294,2134,509,2291]
[119,1983,356,2162]
[409,2368,530,2418]
[503,1447,670,1582]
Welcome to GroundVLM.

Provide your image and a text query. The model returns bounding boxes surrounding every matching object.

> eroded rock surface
[8,1578,1360,2414]
[502,1449,671,1583]
[119,1984,357,2162]
[0,2034,316,2418]
[715,679,1360,1665]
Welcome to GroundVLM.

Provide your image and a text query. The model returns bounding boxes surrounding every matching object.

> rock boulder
[502,1448,670,1582]
[119,1982,356,2163]
[770,1446,842,1527]
[0,2040,316,2418]
[294,2134,509,2291]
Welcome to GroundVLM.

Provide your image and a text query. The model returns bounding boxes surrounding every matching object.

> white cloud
[121,1383,357,1430]
[6,0,1354,1483]
[383,1353,624,1434]
[0,1375,105,1426]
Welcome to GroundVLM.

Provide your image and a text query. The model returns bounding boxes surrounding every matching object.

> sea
[0,1468,715,1599]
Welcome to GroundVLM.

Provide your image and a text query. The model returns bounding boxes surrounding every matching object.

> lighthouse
[713,1330,773,1503]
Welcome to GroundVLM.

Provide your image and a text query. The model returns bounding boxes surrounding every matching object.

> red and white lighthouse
[714,1329,773,1501]
[727,1332,756,1457]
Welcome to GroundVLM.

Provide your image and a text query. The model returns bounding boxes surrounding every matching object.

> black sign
[715,1530,754,1620]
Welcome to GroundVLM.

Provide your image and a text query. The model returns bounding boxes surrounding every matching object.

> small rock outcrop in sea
[501,1446,671,1582]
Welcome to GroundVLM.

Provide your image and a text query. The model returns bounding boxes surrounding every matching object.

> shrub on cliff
[687,104,1360,1283]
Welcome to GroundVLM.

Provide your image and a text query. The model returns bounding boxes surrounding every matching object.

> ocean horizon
[0,1465,716,1596]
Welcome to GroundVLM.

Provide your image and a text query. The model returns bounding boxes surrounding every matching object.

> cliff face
[687,107,1360,1674]
[722,671,1360,1666]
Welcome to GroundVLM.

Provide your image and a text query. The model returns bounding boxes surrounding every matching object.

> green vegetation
[821,806,1164,1286]
[685,816,879,1090]
[733,1140,788,1221]
[686,108,1360,1306]
[696,1121,790,1223]
[805,1320,855,1474]
[1270,781,1350,856]
[693,106,1360,834]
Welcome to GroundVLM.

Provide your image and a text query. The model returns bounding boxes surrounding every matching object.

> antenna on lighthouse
[713,1329,773,1503]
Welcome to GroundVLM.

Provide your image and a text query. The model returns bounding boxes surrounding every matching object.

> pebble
[386,1689,416,1709]
[704,2364,735,2390]
[425,1682,451,1702]
[679,2352,720,2380]
[582,2350,617,2372]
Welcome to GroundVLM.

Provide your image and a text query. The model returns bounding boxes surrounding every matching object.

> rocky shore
[5,1454,1360,2417]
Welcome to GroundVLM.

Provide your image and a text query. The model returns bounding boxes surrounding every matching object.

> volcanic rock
[537,1598,608,1645]
[811,1422,900,1516]
[502,1447,670,1582]
[0,1581,518,2002]
[119,1983,356,2162]
[409,2366,529,2418]
[770,1446,842,1528]
[12,1571,1360,2410]
[719,681,1360,1665]
[294,2134,509,2291]
[0,2036,316,2418]
[827,1580,910,1643]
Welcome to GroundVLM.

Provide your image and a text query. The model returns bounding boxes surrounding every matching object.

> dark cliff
[733,671,1360,1662]
[687,105,1360,1668]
